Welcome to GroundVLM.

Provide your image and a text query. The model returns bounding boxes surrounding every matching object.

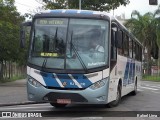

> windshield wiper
[41,57,48,71]
[70,32,88,73]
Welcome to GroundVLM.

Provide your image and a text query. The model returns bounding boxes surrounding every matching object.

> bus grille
[44,92,88,102]
[45,86,86,90]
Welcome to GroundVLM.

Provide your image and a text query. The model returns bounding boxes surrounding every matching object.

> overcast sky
[15,0,160,19]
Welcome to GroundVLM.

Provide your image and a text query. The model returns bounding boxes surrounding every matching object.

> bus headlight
[89,78,108,90]
[28,77,42,87]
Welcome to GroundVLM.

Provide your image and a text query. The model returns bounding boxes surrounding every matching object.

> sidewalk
[0,79,34,106]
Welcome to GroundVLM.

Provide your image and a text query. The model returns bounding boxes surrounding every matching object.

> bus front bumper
[27,79,109,104]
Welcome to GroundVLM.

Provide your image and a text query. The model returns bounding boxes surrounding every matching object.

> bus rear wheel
[107,84,121,108]
[50,103,67,108]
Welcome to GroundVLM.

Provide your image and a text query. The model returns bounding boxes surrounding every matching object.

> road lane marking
[144,84,160,89]
[71,117,103,120]
[0,106,52,110]
[142,81,160,83]
[17,103,50,107]
[0,103,50,108]
[140,86,159,91]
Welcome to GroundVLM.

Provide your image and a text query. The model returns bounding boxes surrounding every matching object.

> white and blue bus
[20,9,143,108]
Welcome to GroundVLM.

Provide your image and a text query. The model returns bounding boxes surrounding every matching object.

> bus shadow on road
[42,92,142,117]
[49,91,141,110]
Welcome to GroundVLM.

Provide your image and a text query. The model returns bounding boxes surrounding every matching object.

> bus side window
[133,41,136,59]
[129,38,133,58]
[111,29,117,61]
[135,43,139,60]
[110,24,117,71]
[117,30,123,55]
[136,44,142,61]
[123,33,129,57]
[139,46,142,61]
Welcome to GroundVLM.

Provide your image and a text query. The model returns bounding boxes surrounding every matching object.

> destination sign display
[36,19,65,25]
[40,52,58,57]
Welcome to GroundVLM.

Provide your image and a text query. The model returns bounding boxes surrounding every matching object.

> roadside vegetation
[0,0,26,82]
[0,75,26,83]
[0,0,130,83]
[143,75,160,82]
[125,6,160,78]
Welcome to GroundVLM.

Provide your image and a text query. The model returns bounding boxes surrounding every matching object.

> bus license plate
[57,99,71,104]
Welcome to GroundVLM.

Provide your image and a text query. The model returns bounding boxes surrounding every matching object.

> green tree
[0,0,25,80]
[125,6,160,75]
[42,0,130,11]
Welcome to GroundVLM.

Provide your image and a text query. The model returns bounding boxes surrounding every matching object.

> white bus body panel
[108,55,142,103]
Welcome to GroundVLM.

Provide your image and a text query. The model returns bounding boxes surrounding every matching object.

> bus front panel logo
[62,82,67,87]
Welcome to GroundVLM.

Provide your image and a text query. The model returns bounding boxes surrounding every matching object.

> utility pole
[79,0,81,10]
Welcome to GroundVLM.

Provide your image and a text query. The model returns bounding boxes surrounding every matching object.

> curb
[0,101,46,107]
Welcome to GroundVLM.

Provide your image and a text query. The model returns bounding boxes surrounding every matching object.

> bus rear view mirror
[115,31,123,49]
[20,22,32,48]
[111,30,115,46]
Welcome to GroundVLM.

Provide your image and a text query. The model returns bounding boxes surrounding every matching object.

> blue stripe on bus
[40,72,93,88]
[133,63,135,82]
[49,10,63,14]
[65,10,78,14]
[79,11,93,15]
[123,60,135,86]
[40,72,61,87]
[72,74,93,88]
[56,74,79,88]
[123,60,129,86]
[49,10,94,15]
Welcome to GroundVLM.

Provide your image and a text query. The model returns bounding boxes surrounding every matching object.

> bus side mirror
[20,22,32,48]
[111,30,115,46]
[115,31,123,48]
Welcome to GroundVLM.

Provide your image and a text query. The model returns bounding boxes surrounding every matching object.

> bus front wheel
[107,84,121,108]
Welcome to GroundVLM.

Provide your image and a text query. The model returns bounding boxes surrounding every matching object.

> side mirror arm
[20,21,32,48]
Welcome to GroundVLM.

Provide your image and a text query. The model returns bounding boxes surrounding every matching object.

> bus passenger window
[116,30,123,55]
[123,34,129,57]
[129,38,133,58]
[135,43,139,60]
[111,28,117,60]
[133,41,136,59]
[139,46,142,61]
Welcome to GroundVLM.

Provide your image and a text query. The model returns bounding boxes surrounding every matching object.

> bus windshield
[28,18,109,71]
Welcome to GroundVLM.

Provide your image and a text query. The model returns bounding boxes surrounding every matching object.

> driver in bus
[89,29,104,53]
[90,39,104,53]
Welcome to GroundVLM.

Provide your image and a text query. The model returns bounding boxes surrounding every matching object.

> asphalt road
[0,79,28,104]
[0,81,160,119]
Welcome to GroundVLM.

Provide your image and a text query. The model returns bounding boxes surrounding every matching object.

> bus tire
[50,103,67,108]
[131,80,137,96]
[107,84,121,108]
